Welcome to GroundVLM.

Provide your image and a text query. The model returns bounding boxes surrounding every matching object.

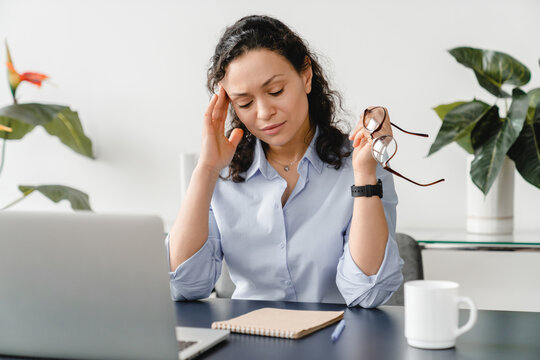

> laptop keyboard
[178,340,198,351]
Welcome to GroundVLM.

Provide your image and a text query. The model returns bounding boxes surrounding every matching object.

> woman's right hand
[198,85,244,175]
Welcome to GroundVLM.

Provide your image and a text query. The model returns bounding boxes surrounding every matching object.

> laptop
[0,211,228,360]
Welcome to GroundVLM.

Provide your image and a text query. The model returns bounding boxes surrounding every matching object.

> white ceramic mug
[404,280,477,349]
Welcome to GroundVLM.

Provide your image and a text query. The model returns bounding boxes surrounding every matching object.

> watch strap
[351,179,383,198]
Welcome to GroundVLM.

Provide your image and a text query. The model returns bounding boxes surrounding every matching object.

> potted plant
[428,47,539,234]
[0,41,94,210]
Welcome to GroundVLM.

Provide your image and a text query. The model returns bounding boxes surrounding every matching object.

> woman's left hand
[348,106,393,182]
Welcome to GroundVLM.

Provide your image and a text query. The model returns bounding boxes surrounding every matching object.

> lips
[262,122,285,131]
[261,122,286,135]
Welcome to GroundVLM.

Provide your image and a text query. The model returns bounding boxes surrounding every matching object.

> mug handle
[455,296,478,337]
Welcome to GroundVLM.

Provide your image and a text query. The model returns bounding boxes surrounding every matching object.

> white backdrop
[1,0,539,232]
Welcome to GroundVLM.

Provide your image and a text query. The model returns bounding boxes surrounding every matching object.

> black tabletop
[2,298,539,360]
[175,298,540,360]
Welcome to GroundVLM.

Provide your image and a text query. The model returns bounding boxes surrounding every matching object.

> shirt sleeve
[335,167,404,308]
[165,208,223,301]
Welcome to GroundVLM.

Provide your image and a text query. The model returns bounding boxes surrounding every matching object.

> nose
[256,98,275,121]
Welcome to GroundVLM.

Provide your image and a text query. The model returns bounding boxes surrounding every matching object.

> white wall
[422,249,540,312]
[1,0,539,232]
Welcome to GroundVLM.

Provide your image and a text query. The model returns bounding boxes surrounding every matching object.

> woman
[166,15,403,307]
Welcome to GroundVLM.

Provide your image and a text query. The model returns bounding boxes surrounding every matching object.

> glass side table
[399,228,540,312]
[398,229,540,251]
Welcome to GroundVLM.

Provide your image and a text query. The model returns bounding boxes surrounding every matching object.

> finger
[374,124,392,138]
[355,129,373,148]
[348,121,363,140]
[353,130,365,148]
[354,134,370,149]
[352,122,370,144]
[349,110,368,140]
[212,86,230,124]
[359,135,370,149]
[228,128,244,149]
[374,110,393,137]
[381,106,389,119]
[349,124,364,141]
[220,89,231,133]
[204,94,218,126]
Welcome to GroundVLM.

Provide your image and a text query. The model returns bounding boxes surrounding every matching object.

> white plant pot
[466,155,514,235]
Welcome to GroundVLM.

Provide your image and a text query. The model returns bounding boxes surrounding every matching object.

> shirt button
[285,280,291,286]
[275,204,280,209]
[280,242,285,249]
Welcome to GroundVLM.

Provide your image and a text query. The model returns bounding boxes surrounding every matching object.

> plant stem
[0,118,10,178]
[0,136,6,177]
[0,189,34,210]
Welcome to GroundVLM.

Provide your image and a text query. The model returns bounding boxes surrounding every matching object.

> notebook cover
[211,307,344,339]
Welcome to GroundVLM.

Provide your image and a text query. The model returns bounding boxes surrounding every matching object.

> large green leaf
[432,101,473,153]
[433,101,468,120]
[18,185,92,211]
[0,103,94,159]
[0,117,36,140]
[0,103,64,140]
[0,103,66,125]
[428,100,496,156]
[508,88,540,189]
[42,108,94,159]
[470,88,529,194]
[449,47,531,98]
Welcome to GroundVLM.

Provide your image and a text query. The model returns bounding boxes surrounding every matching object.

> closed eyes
[238,89,284,109]
[238,102,252,109]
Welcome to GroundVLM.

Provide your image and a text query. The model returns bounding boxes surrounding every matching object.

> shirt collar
[244,127,323,181]
[245,137,275,181]
[303,127,324,174]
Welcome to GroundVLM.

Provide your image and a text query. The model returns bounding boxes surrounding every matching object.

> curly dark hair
[207,15,351,182]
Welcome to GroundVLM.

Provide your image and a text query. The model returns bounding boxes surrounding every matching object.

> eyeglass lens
[372,135,397,164]
[364,107,386,133]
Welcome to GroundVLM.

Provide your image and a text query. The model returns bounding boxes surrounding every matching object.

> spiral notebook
[211,307,344,339]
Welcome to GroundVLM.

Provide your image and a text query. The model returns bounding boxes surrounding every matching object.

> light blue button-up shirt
[166,130,403,307]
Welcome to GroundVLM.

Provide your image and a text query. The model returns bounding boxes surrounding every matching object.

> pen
[331,319,346,343]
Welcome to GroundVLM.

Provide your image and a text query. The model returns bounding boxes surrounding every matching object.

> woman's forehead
[223,49,295,91]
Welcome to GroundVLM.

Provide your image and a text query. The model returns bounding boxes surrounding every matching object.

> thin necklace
[267,154,302,172]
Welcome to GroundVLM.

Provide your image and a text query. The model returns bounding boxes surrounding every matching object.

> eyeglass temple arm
[390,122,429,138]
[383,165,445,187]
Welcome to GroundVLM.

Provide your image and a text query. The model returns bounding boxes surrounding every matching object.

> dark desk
[176,298,540,360]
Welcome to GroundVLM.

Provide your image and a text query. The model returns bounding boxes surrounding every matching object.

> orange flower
[5,41,49,97]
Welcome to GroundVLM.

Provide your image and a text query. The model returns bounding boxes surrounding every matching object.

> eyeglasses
[363,106,444,187]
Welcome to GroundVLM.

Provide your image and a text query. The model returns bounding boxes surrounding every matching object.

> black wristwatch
[351,179,383,198]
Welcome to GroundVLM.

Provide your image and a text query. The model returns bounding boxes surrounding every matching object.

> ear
[302,57,313,94]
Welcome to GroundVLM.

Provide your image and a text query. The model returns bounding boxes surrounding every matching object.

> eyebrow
[229,74,285,97]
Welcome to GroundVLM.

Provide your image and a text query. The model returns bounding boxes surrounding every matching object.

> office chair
[215,233,423,303]
[215,261,235,298]
[384,232,424,306]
